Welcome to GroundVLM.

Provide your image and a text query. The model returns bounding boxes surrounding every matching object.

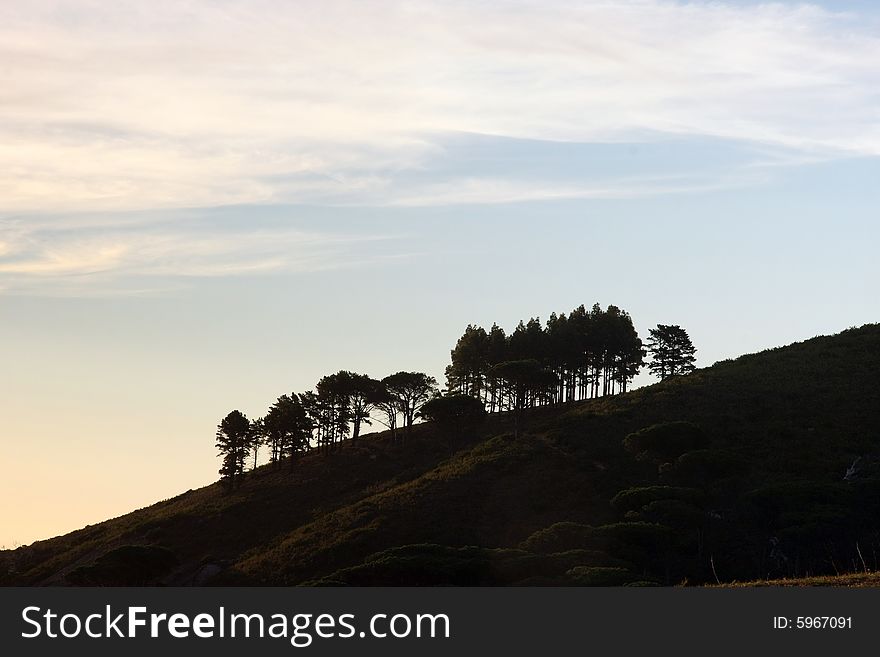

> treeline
[216,302,696,488]
[444,304,695,434]
[216,371,438,489]
[447,304,643,409]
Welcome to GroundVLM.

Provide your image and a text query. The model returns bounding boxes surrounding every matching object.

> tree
[490,360,557,438]
[603,306,645,394]
[419,393,487,449]
[444,302,646,413]
[485,323,508,412]
[216,410,251,490]
[248,417,266,470]
[646,325,697,380]
[372,385,400,443]
[264,394,312,467]
[315,373,354,452]
[380,372,439,444]
[324,371,383,443]
[446,325,489,399]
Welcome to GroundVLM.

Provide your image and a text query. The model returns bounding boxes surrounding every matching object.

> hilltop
[3,324,880,586]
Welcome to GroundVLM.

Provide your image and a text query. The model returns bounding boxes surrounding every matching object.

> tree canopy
[446,304,646,417]
[646,324,697,380]
[215,410,251,489]
[419,393,487,446]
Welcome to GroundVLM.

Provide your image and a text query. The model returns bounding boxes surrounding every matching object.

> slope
[3,324,880,586]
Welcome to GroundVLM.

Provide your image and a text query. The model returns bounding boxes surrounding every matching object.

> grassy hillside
[3,324,880,586]
[720,572,880,587]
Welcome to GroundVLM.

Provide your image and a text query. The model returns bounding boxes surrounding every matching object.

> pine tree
[646,324,697,380]
[264,394,312,467]
[215,410,251,490]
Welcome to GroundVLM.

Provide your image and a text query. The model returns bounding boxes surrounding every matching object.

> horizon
[3,0,880,547]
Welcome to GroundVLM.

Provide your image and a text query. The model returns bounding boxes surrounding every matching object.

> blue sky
[2,0,880,546]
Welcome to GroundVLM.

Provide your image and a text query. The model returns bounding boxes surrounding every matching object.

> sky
[2,0,880,547]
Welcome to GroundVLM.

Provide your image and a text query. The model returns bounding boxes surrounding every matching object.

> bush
[662,449,749,487]
[66,545,178,585]
[520,523,595,554]
[420,395,487,431]
[637,499,706,529]
[623,422,709,461]
[611,486,704,513]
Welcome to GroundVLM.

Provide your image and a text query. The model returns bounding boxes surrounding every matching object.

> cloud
[383,171,763,207]
[0,212,403,295]
[1,0,879,211]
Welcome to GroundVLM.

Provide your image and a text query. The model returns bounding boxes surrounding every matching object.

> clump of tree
[214,305,696,479]
[420,393,487,448]
[261,394,313,467]
[490,359,558,437]
[646,324,697,380]
[375,372,439,445]
[215,369,439,477]
[307,371,387,453]
[446,304,646,416]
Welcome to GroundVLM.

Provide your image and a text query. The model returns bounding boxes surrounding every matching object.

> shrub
[611,486,704,513]
[663,449,749,487]
[623,422,709,461]
[520,523,595,554]
[66,545,178,585]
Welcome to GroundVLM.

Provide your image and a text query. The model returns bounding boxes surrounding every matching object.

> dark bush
[611,486,704,513]
[662,449,749,487]
[623,422,709,461]
[520,523,595,554]
[66,545,178,586]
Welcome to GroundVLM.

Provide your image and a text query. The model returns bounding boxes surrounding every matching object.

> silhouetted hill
[4,324,880,586]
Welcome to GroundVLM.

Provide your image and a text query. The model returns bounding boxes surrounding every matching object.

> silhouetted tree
[420,393,487,449]
[248,417,265,470]
[491,360,557,437]
[372,385,400,443]
[446,325,490,400]
[381,371,439,444]
[264,394,312,467]
[603,305,645,394]
[445,302,646,412]
[486,323,508,412]
[216,410,250,490]
[314,374,353,453]
[546,312,576,404]
[336,371,383,442]
[508,318,547,362]
[647,324,697,380]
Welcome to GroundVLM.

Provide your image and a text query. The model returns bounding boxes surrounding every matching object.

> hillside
[3,324,880,586]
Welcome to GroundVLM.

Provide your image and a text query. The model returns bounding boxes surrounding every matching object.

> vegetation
[219,302,674,472]
[4,320,880,587]
[646,324,697,380]
[215,410,252,489]
[446,304,646,408]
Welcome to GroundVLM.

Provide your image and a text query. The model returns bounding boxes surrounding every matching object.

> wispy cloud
[383,171,765,207]
[0,212,403,296]
[2,0,880,211]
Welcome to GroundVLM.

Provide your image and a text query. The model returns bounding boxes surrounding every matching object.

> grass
[717,572,880,587]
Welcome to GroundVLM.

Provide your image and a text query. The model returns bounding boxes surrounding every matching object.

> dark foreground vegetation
[3,324,880,586]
